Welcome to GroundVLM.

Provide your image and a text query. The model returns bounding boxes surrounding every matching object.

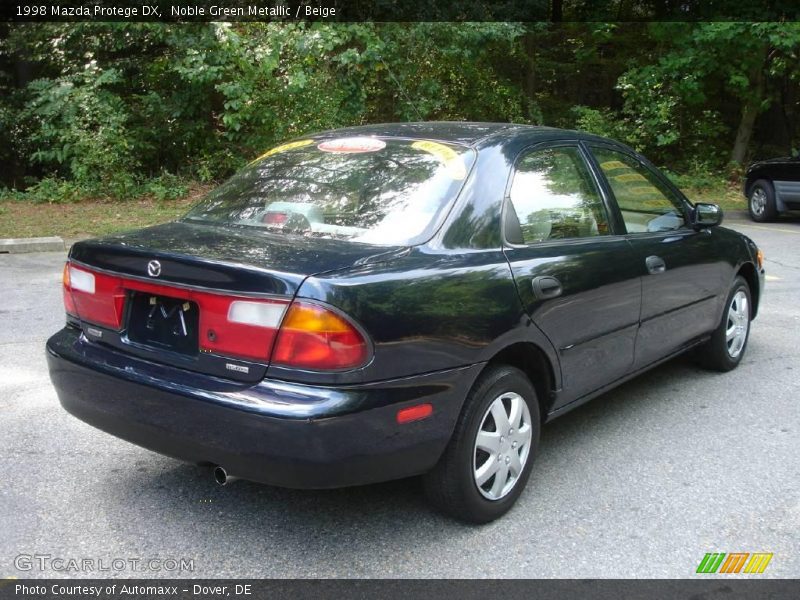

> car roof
[312,121,618,149]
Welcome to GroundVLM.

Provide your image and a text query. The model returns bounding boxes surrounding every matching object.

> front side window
[591,147,686,233]
[186,137,475,246]
[507,146,609,244]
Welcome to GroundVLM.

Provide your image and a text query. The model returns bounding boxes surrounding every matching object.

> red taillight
[80,275,289,362]
[272,301,369,370]
[62,262,370,371]
[198,294,288,361]
[64,263,124,329]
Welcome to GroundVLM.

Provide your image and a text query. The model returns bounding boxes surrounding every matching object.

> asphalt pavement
[2,216,798,578]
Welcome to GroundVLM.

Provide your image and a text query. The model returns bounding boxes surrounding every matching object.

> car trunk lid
[69,221,400,295]
[65,221,400,382]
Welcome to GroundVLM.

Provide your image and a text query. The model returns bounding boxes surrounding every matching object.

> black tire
[696,276,752,372]
[748,179,777,222]
[422,365,541,524]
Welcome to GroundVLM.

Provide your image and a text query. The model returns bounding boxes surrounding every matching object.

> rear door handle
[646,255,666,274]
[531,275,562,299]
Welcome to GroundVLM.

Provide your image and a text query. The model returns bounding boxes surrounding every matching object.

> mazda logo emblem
[147,260,162,277]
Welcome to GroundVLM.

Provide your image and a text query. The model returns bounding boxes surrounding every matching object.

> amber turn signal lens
[62,262,77,317]
[280,302,355,333]
[272,301,369,370]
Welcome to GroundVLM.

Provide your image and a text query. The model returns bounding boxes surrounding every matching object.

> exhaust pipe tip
[213,466,239,486]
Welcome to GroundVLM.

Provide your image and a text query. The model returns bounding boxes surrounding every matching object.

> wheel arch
[481,342,557,422]
[745,175,774,198]
[736,261,760,319]
[744,174,756,197]
[744,170,766,196]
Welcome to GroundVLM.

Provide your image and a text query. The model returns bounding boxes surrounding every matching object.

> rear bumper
[47,327,480,489]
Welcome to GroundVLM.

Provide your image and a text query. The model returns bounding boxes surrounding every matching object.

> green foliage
[22,65,138,197]
[1,22,799,202]
[141,172,191,201]
[571,106,632,145]
[4,173,192,205]
[4,177,89,204]
[614,23,800,166]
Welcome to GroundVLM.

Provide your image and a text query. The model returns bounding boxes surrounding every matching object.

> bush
[22,66,140,195]
[141,172,190,201]
[10,177,91,204]
[3,172,191,204]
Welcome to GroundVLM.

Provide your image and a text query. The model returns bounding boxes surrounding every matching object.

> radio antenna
[377,53,425,122]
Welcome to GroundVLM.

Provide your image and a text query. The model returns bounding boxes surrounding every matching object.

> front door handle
[646,255,666,274]
[531,275,563,299]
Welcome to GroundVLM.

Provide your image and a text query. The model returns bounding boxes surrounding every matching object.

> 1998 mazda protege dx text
[47,123,765,523]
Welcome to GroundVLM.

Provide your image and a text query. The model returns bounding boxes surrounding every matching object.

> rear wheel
[423,365,541,523]
[748,179,777,222]
[696,276,752,372]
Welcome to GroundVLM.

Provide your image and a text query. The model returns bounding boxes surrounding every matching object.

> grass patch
[667,172,746,211]
[0,185,210,239]
[681,183,746,211]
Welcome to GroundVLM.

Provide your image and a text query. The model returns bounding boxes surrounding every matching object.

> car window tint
[591,147,686,233]
[508,146,609,244]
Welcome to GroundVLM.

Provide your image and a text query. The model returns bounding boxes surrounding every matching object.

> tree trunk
[551,0,563,22]
[731,49,769,165]
[732,101,761,165]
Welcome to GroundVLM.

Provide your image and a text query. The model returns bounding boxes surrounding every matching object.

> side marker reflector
[396,403,433,424]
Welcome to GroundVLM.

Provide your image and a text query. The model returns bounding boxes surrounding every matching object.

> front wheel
[696,276,752,372]
[422,365,541,523]
[748,179,777,222]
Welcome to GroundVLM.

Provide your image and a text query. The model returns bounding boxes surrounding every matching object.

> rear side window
[507,146,609,244]
[591,147,686,233]
[186,137,475,246]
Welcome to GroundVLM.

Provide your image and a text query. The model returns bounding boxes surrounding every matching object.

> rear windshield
[185,137,476,246]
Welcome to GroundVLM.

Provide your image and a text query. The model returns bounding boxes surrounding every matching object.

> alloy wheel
[726,290,749,358]
[750,188,767,217]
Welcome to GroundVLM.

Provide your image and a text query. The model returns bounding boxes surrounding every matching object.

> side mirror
[692,203,723,229]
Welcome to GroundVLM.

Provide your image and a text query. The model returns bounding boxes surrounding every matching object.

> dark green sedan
[48,123,765,523]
